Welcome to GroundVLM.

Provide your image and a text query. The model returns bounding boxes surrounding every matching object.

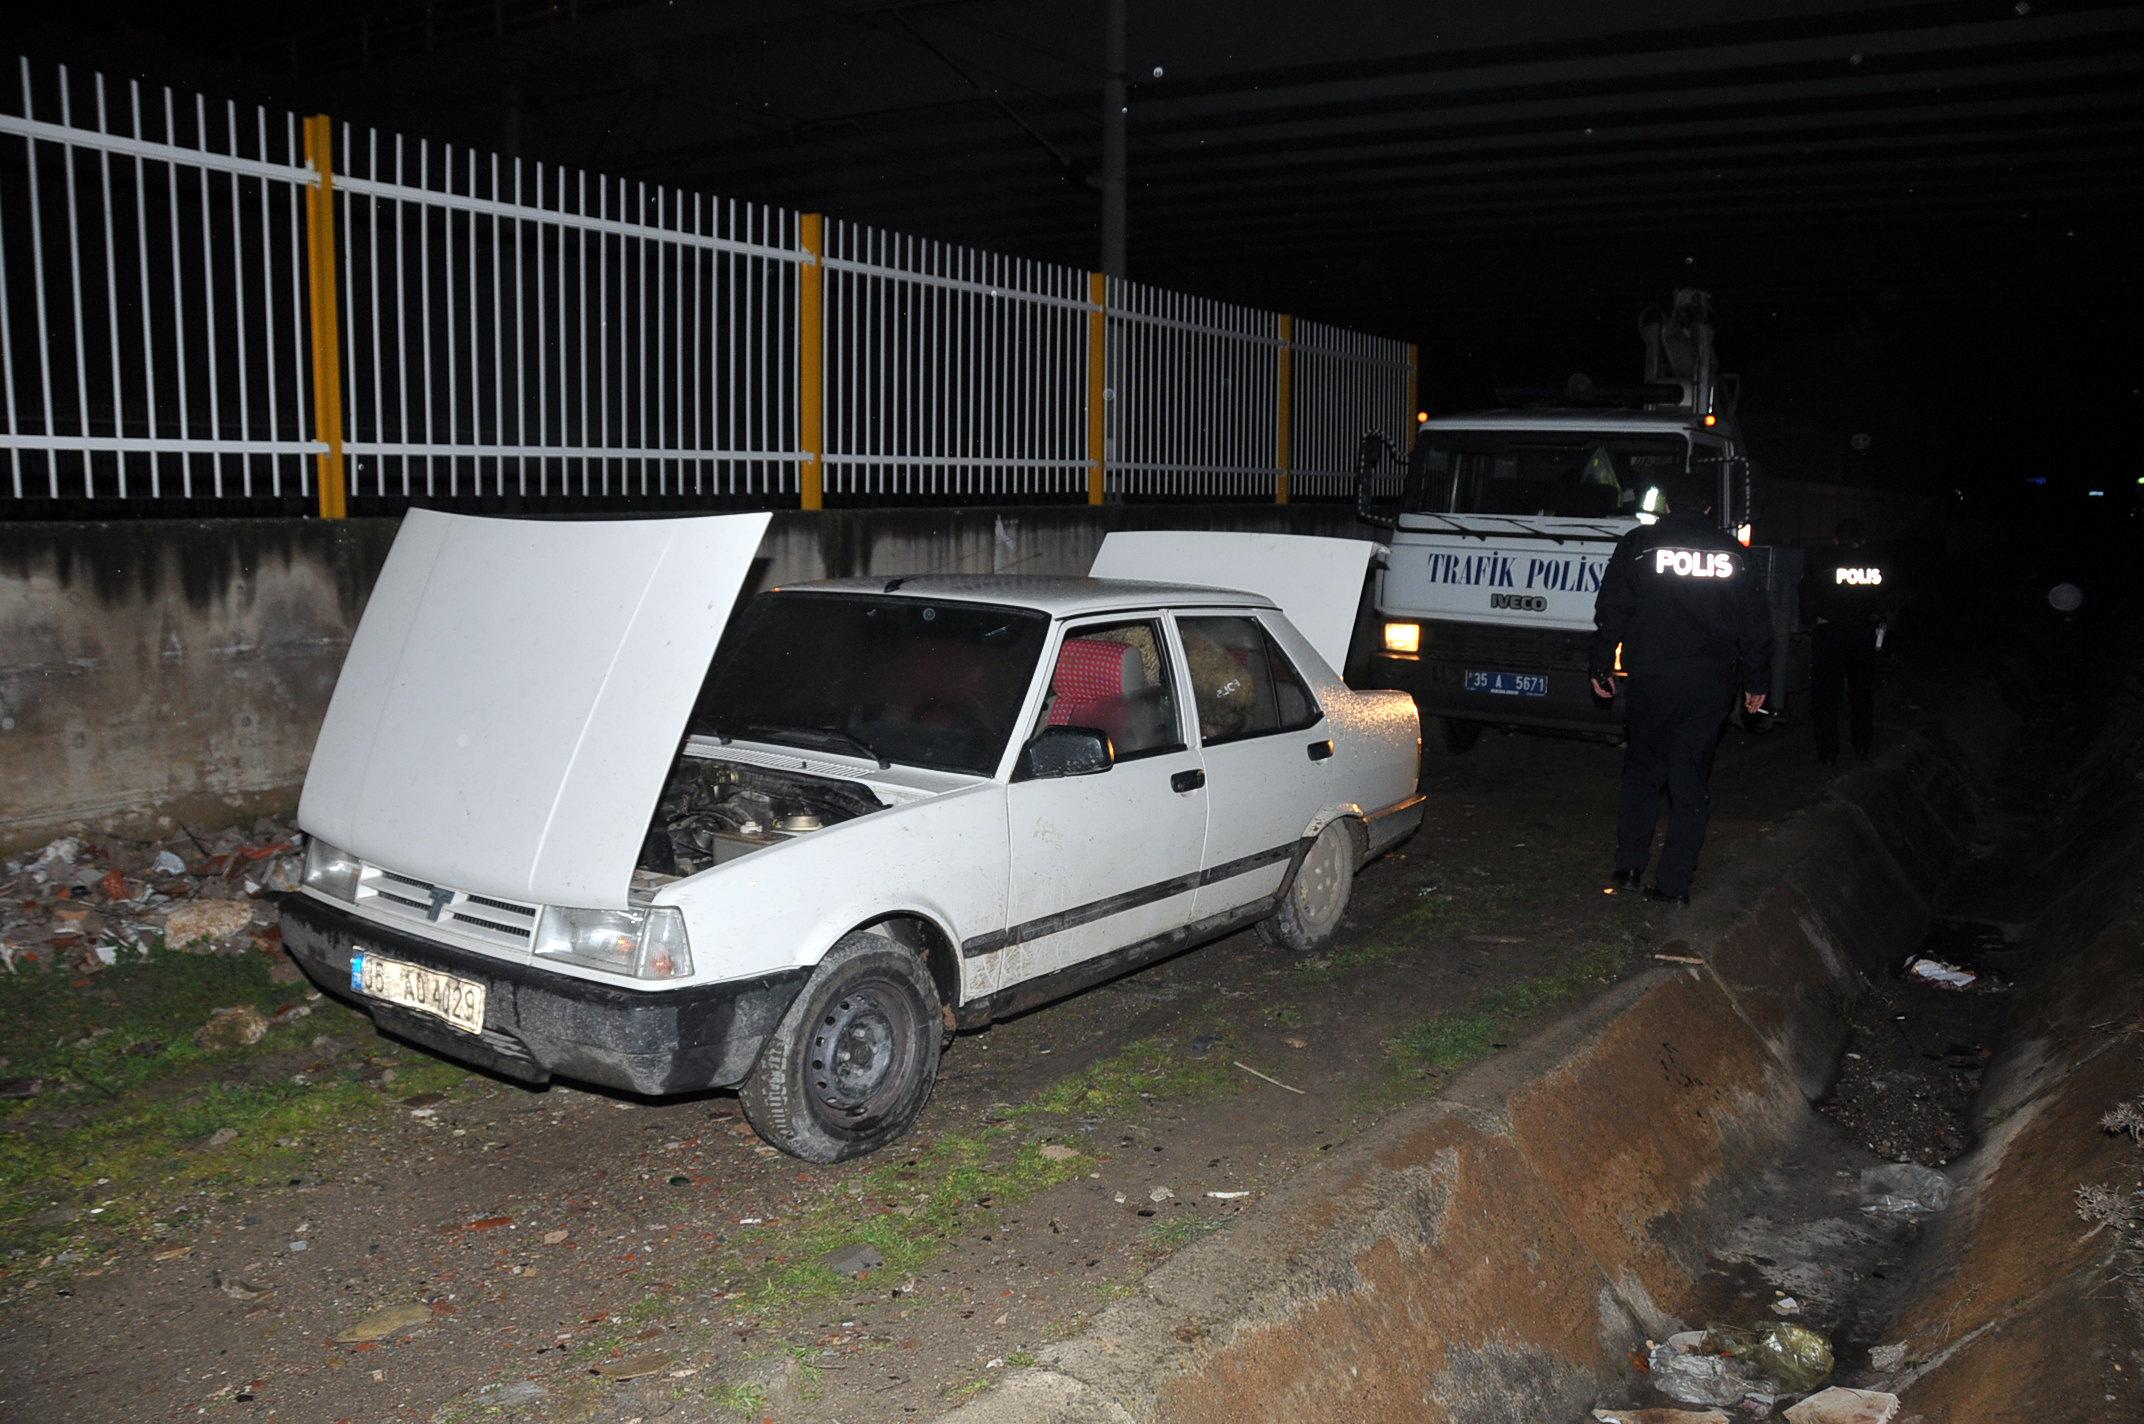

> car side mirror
[1018,726,1115,780]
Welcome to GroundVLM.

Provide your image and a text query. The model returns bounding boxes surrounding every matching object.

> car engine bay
[638,756,888,877]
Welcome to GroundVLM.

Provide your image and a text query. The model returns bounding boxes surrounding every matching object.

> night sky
[8,0,2139,507]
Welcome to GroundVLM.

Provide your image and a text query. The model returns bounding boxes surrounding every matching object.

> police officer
[1803,518,1889,765]
[1589,469,1774,905]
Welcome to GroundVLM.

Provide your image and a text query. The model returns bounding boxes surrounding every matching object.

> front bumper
[1368,618,1623,735]
[280,893,808,1096]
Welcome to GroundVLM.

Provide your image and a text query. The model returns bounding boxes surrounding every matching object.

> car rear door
[991,616,1209,990]
[1173,610,1334,922]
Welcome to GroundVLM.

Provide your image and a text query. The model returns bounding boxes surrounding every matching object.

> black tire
[741,932,943,1163]
[1424,716,1483,754]
[1258,819,1358,955]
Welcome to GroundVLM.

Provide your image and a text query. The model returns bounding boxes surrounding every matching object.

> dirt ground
[0,687,1915,1424]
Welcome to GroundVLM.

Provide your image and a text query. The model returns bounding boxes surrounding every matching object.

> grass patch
[1300,880,1523,979]
[943,1376,993,1403]
[1144,1214,1235,1252]
[1383,942,1630,1085]
[691,1132,1090,1320]
[0,949,313,1094]
[704,1382,768,1415]
[1009,1032,1243,1121]
[0,951,474,1269]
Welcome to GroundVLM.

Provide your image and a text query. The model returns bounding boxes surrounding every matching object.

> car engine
[639,757,887,876]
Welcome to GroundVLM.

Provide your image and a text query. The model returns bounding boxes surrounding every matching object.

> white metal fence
[333,123,803,501]
[1292,319,1415,501]
[1,55,1414,512]
[0,59,320,501]
[822,219,1090,501]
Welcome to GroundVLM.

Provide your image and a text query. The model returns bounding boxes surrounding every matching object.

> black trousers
[1810,622,1877,761]
[1616,660,1736,897]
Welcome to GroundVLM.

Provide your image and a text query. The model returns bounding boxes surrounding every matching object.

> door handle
[1307,740,1336,762]
[1171,768,1206,793]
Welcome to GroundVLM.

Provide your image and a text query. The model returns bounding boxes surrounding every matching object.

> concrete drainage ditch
[942,641,2144,1424]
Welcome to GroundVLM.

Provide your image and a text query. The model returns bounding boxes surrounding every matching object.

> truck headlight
[533,906,693,981]
[1382,621,1421,654]
[302,837,362,902]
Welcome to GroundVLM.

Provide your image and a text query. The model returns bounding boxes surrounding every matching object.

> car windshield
[1410,433,1689,518]
[693,593,1049,776]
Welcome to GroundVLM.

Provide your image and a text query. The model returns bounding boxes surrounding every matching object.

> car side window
[1034,620,1183,761]
[1178,615,1323,745]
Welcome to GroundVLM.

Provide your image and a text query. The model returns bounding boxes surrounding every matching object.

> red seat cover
[1046,639,1128,727]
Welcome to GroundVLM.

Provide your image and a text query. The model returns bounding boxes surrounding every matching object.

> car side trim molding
[959,839,1302,960]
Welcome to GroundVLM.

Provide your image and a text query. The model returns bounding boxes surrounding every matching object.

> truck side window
[1178,616,1323,745]
[1035,620,1183,761]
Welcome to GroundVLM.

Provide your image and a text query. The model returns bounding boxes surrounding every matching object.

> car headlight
[302,837,362,902]
[1382,621,1421,654]
[533,905,693,981]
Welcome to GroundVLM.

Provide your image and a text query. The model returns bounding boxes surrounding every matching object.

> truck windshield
[693,593,1049,776]
[1410,433,1688,518]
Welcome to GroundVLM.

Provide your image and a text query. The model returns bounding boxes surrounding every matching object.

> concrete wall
[0,505,1368,852]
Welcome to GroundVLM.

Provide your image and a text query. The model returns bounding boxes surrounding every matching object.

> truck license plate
[1464,670,1548,698]
[352,950,486,1035]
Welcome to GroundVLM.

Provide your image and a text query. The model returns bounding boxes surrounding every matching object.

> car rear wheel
[741,932,943,1163]
[1259,819,1357,955]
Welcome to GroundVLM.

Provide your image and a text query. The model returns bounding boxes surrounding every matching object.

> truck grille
[1420,621,1594,672]
[357,865,540,950]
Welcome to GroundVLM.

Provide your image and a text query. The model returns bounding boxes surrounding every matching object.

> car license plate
[1464,670,1549,698]
[351,950,486,1035]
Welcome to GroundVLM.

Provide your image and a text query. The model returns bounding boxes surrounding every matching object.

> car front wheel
[1259,819,1357,955]
[741,932,943,1163]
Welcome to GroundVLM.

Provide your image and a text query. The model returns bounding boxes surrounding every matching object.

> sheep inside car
[282,514,1424,1160]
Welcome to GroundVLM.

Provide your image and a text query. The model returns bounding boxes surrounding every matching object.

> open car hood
[298,510,770,909]
[1090,531,1381,673]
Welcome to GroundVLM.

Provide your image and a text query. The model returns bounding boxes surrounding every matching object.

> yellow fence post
[1406,341,1420,455]
[798,213,826,511]
[1275,314,1294,504]
[1086,272,1108,505]
[302,115,347,518]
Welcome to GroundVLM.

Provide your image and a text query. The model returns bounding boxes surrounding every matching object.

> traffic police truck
[1357,290,1796,751]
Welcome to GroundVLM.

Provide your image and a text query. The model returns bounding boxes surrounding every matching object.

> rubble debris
[591,1352,674,1380]
[1595,1409,1731,1424]
[195,1006,271,1051]
[334,1302,435,1343]
[1,820,303,978]
[1859,1162,1953,1217]
[164,900,256,948]
[1867,1343,1907,1371]
[1783,1387,1901,1424]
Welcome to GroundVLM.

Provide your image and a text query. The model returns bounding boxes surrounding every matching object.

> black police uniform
[1590,510,1775,899]
[1803,542,1890,764]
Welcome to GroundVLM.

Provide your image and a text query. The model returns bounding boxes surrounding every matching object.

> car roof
[775,574,1279,617]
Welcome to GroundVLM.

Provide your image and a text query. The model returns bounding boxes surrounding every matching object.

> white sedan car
[282,514,1422,1160]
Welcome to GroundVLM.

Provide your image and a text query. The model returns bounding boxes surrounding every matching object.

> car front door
[992,617,1209,990]
[1175,611,1333,921]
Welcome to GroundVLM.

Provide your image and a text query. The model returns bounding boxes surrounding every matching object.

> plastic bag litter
[1647,1334,1768,1408]
[1859,1162,1953,1216]
[151,849,188,877]
[1704,1321,1835,1394]
[1904,956,1977,990]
